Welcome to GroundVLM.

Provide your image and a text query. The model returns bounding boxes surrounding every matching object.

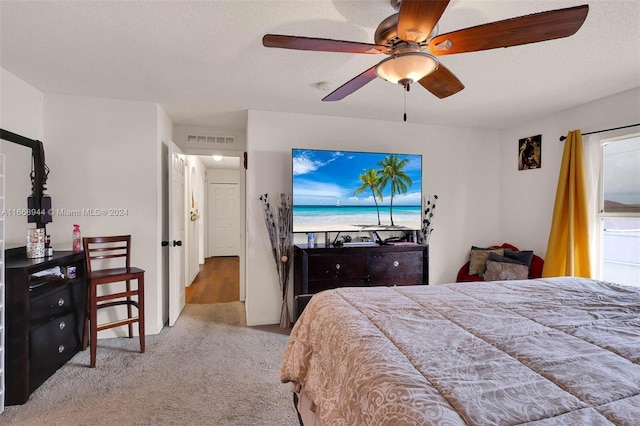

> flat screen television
[292,148,422,234]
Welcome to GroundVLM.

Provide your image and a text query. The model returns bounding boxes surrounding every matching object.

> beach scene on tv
[292,148,422,233]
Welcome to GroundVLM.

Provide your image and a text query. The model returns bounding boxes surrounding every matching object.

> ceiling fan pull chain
[403,83,409,122]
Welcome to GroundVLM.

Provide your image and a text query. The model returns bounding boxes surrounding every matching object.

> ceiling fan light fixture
[375,52,438,86]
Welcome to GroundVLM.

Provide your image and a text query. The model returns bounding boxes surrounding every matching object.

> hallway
[186,256,240,304]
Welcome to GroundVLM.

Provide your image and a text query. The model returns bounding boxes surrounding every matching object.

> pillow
[469,247,505,275]
[483,260,529,281]
[504,249,534,268]
[487,252,528,266]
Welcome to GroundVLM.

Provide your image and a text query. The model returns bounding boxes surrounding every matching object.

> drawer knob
[58,345,65,353]
[59,321,66,330]
[393,260,400,267]
[58,298,65,307]
[335,263,341,270]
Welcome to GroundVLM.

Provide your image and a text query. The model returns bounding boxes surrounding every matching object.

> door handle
[161,241,169,247]
[172,240,183,247]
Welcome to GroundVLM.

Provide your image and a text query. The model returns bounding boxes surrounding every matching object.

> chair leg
[90,284,98,368]
[138,275,145,354]
[82,283,91,351]
[126,280,133,338]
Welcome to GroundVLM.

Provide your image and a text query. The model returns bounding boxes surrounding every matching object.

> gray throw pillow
[503,249,534,267]
[487,252,528,266]
[469,247,505,275]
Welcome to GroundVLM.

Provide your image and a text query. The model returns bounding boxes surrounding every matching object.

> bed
[281,277,640,425]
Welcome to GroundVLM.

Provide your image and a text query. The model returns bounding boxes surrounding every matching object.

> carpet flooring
[2,302,299,425]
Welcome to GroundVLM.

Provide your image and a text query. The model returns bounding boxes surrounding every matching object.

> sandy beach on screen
[294,220,418,234]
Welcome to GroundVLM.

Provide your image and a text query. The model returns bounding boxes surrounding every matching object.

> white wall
[0,68,43,140]
[208,168,240,183]
[499,87,640,257]
[0,68,44,248]
[245,110,500,326]
[186,155,206,283]
[43,94,164,335]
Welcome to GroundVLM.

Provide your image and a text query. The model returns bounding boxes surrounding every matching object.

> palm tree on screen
[354,168,383,225]
[378,155,412,226]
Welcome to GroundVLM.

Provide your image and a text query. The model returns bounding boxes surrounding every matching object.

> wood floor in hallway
[186,256,240,304]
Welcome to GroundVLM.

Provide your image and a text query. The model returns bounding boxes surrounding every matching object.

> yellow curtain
[542,130,592,278]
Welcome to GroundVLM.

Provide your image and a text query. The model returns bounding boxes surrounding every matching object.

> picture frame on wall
[518,134,541,170]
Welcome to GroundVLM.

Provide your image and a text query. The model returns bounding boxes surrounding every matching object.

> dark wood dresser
[5,248,86,405]
[293,244,428,319]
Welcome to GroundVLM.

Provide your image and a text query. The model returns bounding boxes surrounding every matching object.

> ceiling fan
[263,0,589,102]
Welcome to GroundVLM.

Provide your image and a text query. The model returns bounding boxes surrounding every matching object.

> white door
[208,183,240,257]
[168,141,186,326]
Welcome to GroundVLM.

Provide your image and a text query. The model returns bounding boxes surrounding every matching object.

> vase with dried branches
[421,194,438,244]
[259,193,294,328]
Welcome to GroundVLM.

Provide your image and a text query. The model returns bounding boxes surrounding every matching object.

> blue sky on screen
[292,149,422,206]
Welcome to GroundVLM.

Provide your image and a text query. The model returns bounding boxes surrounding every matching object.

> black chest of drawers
[293,244,428,319]
[4,249,86,405]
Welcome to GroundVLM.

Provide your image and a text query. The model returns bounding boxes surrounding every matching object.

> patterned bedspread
[281,277,640,425]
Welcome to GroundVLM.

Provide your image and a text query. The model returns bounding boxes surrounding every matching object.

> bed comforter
[281,277,640,425]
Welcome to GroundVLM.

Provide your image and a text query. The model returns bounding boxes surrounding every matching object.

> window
[599,135,640,286]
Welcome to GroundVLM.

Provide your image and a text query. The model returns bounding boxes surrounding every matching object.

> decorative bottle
[46,234,54,257]
[72,224,82,252]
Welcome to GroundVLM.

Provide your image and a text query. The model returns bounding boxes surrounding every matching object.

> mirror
[1,139,32,248]
[0,128,50,250]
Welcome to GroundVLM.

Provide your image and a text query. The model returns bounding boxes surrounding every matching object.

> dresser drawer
[29,311,80,391]
[369,274,424,286]
[306,254,368,280]
[368,251,424,278]
[29,279,84,327]
[307,277,370,294]
[30,311,80,364]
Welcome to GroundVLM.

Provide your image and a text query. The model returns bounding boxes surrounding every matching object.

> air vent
[186,134,236,145]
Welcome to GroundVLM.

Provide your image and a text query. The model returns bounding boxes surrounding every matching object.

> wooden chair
[82,235,145,367]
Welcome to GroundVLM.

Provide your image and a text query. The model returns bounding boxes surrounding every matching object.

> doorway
[185,154,244,304]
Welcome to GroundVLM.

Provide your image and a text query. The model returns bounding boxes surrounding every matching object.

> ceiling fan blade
[322,65,378,102]
[397,0,450,43]
[263,34,387,54]
[418,64,464,99]
[428,5,589,55]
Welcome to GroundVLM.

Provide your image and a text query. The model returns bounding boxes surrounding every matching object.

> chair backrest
[83,235,132,273]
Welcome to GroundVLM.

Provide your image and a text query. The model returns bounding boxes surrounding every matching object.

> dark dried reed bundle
[259,193,294,327]
[421,194,438,244]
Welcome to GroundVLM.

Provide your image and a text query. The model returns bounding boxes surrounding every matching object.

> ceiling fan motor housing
[375,13,438,49]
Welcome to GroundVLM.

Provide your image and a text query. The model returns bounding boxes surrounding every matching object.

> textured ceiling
[1,0,639,131]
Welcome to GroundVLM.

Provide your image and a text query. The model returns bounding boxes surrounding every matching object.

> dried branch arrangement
[259,193,294,328]
[421,194,438,244]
